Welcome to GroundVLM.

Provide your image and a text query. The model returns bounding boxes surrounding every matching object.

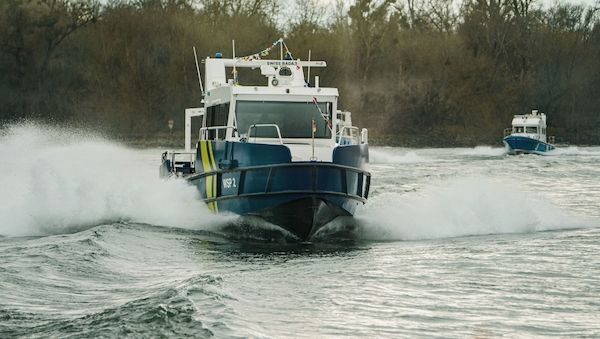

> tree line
[1,0,599,145]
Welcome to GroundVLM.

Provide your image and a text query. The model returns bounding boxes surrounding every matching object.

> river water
[1,124,599,337]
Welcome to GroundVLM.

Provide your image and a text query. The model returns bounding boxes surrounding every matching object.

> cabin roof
[204,57,327,91]
[205,85,338,99]
[511,113,547,127]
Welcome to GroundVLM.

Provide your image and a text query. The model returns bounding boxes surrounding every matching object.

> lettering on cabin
[222,178,237,188]
[266,61,296,66]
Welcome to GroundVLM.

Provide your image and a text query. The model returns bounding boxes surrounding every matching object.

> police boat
[160,41,370,241]
[503,110,556,155]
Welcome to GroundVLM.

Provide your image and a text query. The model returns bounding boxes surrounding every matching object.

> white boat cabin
[184,55,367,162]
[508,110,549,142]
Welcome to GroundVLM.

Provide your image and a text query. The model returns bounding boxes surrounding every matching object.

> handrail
[504,127,547,141]
[200,125,236,140]
[247,124,284,144]
[187,161,371,202]
[204,190,367,203]
[336,126,360,145]
[187,161,371,178]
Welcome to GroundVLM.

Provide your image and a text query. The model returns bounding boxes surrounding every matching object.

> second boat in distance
[503,109,556,155]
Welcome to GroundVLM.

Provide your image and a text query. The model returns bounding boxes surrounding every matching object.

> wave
[0,123,226,237]
[455,146,506,157]
[369,148,430,164]
[369,146,506,165]
[547,146,600,156]
[349,176,596,241]
[0,273,223,337]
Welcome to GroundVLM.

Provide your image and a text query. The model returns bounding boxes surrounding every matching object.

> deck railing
[190,162,371,202]
[200,125,236,140]
[337,126,360,145]
[247,124,284,144]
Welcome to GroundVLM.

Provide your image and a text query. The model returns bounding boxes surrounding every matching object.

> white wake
[369,148,431,164]
[0,123,225,237]
[352,176,596,241]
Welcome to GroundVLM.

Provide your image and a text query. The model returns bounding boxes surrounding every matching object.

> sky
[312,0,599,8]
[539,0,597,7]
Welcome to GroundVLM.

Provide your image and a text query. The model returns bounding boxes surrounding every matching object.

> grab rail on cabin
[200,125,236,140]
[336,126,360,145]
[247,124,284,144]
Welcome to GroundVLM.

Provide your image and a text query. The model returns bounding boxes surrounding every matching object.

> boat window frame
[526,126,538,134]
[204,103,230,140]
[235,100,333,139]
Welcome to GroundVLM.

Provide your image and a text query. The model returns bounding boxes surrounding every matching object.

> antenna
[307,49,312,86]
[193,46,204,96]
[232,40,238,85]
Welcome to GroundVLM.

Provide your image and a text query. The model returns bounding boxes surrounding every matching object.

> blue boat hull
[183,140,370,240]
[503,135,555,155]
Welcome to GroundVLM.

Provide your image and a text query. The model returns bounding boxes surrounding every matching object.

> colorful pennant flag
[238,38,292,61]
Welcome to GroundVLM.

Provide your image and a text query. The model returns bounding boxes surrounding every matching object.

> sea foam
[351,176,596,241]
[369,148,430,164]
[0,123,225,237]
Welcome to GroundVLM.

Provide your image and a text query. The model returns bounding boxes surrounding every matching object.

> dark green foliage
[1,0,599,145]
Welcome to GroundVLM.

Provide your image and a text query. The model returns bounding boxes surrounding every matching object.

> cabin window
[526,126,538,134]
[542,128,546,135]
[514,126,524,133]
[236,101,332,138]
[205,103,230,139]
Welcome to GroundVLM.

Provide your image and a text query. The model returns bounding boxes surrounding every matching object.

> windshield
[236,101,332,138]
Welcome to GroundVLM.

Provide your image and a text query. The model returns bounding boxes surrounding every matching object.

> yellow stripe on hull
[199,141,216,212]
[207,141,219,213]
[199,140,219,212]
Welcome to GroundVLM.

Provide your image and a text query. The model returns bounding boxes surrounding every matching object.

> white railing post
[185,108,205,151]
[185,109,191,152]
[361,128,368,144]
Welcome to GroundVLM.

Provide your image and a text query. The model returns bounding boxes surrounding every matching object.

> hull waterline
[503,135,555,155]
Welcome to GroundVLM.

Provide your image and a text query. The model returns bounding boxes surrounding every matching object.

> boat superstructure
[160,42,370,240]
[503,110,555,155]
